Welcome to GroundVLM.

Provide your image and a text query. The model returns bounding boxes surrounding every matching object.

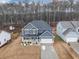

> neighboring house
[56,21,79,43]
[0,31,11,47]
[21,20,54,45]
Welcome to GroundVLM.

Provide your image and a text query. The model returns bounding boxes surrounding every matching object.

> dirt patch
[0,37,40,59]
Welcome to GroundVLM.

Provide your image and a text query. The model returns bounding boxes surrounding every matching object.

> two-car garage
[39,31,54,44]
[40,39,53,43]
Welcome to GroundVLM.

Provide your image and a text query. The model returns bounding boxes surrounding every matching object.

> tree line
[0,0,79,27]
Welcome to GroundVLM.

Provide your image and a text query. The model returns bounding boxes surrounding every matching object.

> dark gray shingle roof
[24,20,51,31]
[23,23,37,30]
[59,21,73,29]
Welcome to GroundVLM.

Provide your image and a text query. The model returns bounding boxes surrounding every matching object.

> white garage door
[41,39,53,43]
[66,37,78,43]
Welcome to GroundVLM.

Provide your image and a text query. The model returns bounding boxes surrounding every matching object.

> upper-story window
[24,29,37,35]
[78,29,79,32]
[4,39,6,41]
[77,39,79,43]
[33,29,36,34]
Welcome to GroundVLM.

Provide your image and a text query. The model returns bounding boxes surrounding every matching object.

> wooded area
[0,0,79,27]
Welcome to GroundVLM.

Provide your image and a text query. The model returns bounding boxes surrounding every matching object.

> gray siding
[39,36,52,39]
[21,20,52,43]
[22,29,38,35]
[39,31,53,39]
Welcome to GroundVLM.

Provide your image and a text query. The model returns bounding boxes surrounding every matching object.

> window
[4,39,6,41]
[77,40,79,43]
[78,29,79,32]
[33,29,36,34]
[24,38,26,40]
[26,37,31,40]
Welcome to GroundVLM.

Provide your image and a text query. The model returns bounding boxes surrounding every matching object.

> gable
[23,23,38,30]
[39,31,52,37]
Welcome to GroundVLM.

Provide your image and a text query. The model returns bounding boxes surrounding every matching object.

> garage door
[66,37,78,42]
[40,39,53,43]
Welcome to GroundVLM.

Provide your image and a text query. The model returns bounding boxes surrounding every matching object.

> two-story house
[57,21,79,43]
[21,20,54,45]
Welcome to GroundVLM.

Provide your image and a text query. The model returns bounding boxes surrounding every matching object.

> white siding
[64,31,79,43]
[65,37,78,43]
[57,23,66,40]
[0,31,11,47]
[57,22,79,43]
[57,23,66,35]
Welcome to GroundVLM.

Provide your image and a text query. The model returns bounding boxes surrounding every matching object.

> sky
[0,0,52,4]
[0,0,11,3]
[0,0,78,4]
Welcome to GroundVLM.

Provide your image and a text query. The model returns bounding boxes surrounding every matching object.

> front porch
[21,36,40,46]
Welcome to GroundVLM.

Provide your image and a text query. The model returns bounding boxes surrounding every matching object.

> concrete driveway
[70,42,79,55]
[41,44,58,59]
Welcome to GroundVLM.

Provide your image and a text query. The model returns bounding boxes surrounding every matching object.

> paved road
[70,42,79,55]
[41,44,58,59]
